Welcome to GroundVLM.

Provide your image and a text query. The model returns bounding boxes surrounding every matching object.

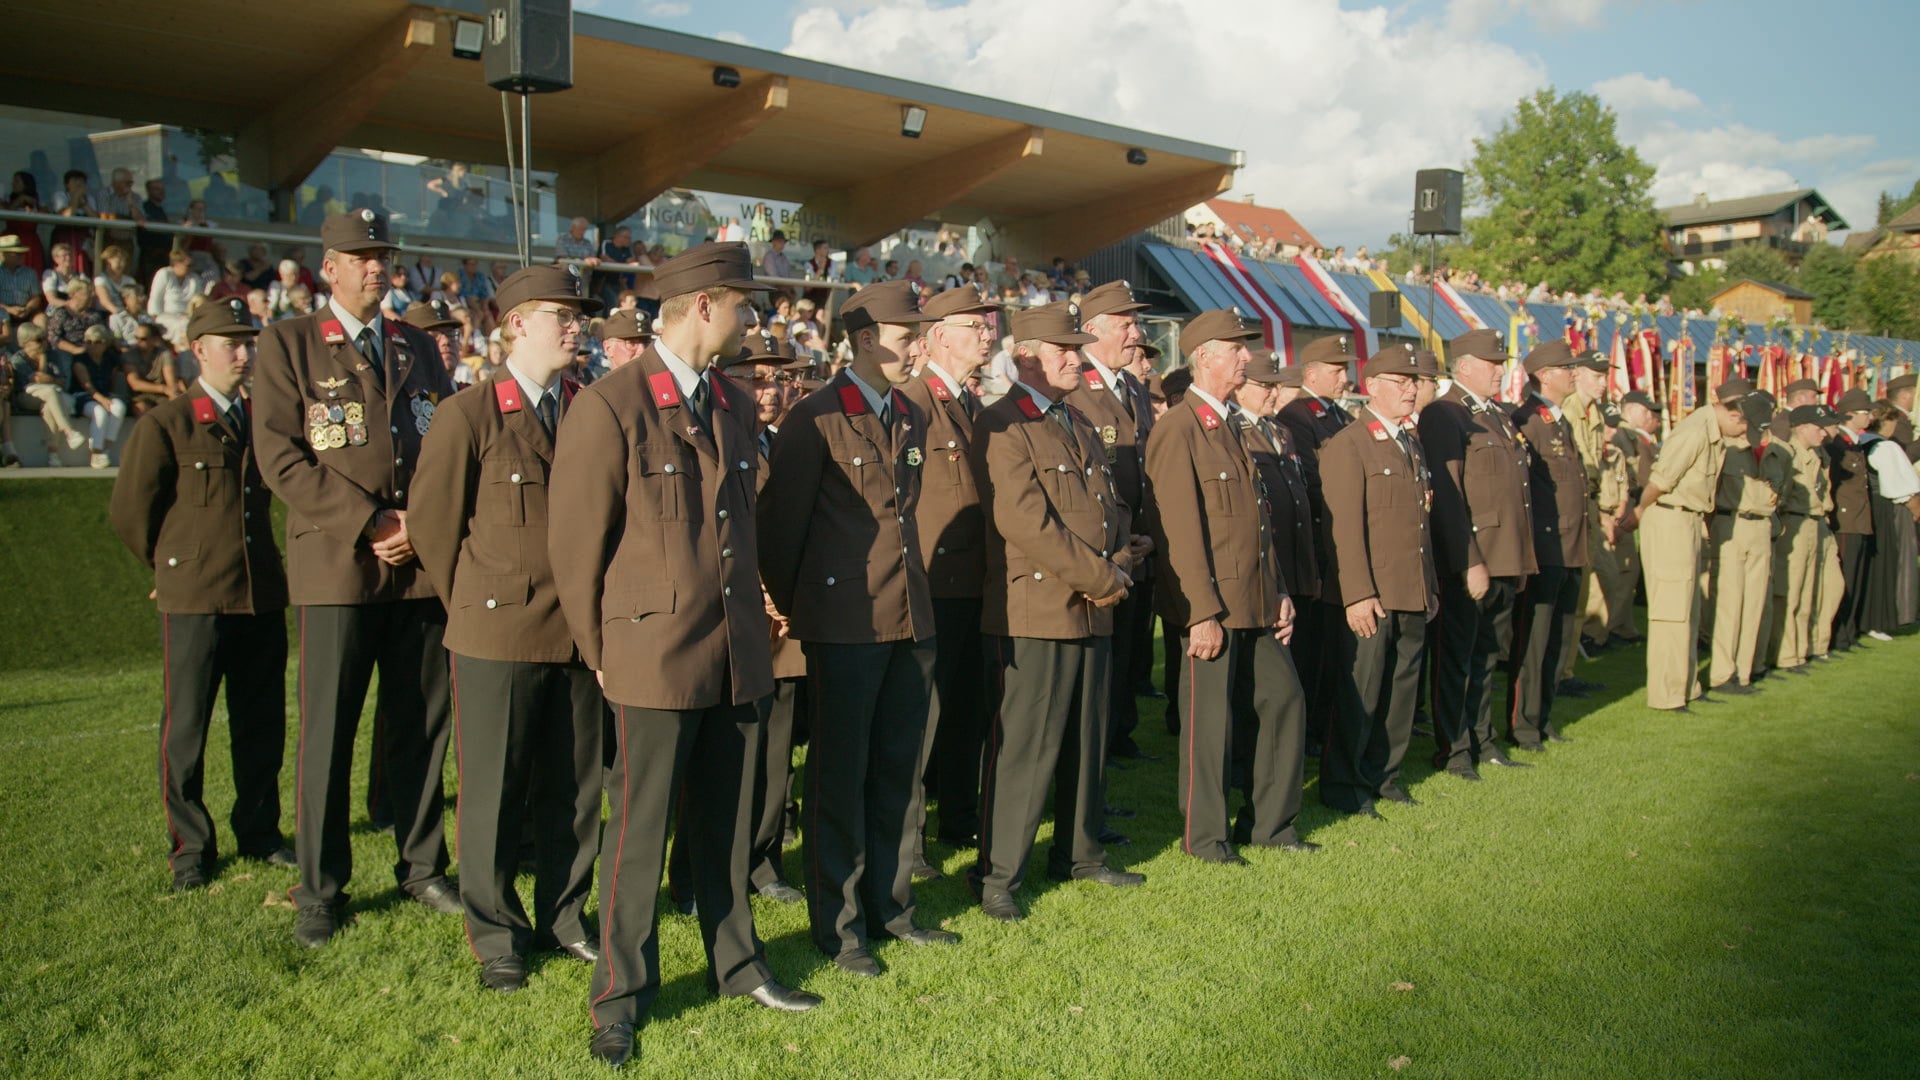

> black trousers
[749,677,804,890]
[1178,627,1304,859]
[970,635,1110,898]
[1127,560,1159,693]
[801,638,934,959]
[1833,532,1874,651]
[1430,575,1519,772]
[913,598,987,861]
[157,611,287,876]
[449,654,603,962]
[1321,610,1427,813]
[1294,600,1344,753]
[1106,587,1147,752]
[590,697,770,1030]
[292,599,451,911]
[1506,565,1578,748]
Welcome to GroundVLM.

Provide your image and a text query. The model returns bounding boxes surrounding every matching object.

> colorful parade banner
[1200,242,1294,363]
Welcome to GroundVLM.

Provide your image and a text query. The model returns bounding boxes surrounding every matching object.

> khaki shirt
[1714,436,1783,518]
[1562,390,1606,496]
[1779,439,1832,516]
[1649,405,1724,514]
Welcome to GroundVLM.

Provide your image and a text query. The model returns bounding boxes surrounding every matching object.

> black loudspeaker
[1413,168,1464,236]
[1369,290,1402,329]
[484,0,574,94]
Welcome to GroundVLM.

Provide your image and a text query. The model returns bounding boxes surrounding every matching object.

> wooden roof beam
[801,127,1045,250]
[567,75,789,223]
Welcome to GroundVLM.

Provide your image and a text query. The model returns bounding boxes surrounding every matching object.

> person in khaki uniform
[897,285,1002,874]
[251,211,460,947]
[760,280,960,977]
[1145,309,1308,863]
[548,244,820,1070]
[1607,391,1662,643]
[1705,391,1788,693]
[109,298,292,892]
[1319,343,1439,813]
[968,302,1141,923]
[1066,280,1159,763]
[1562,354,1609,687]
[1419,329,1537,781]
[407,266,606,993]
[1826,389,1877,653]
[1769,403,1843,673]
[1623,377,1752,711]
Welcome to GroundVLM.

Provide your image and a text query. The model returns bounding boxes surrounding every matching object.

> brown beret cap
[651,241,767,301]
[598,309,653,341]
[1077,280,1149,322]
[921,286,999,320]
[1835,387,1874,413]
[1788,403,1840,427]
[1244,349,1285,385]
[402,299,461,331]
[187,295,258,340]
[495,264,603,316]
[1181,308,1263,357]
[1273,363,1303,388]
[1448,328,1508,362]
[1888,372,1917,393]
[1574,352,1610,373]
[1522,340,1576,373]
[1621,390,1661,413]
[1714,376,1756,403]
[1414,349,1442,376]
[320,209,394,254]
[720,329,808,370]
[1781,378,1820,395]
[1009,301,1098,347]
[1298,333,1355,367]
[1140,342,1162,361]
[1362,341,1422,381]
[842,280,940,333]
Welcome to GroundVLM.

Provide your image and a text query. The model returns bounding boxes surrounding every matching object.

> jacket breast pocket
[826,445,877,510]
[1040,461,1086,514]
[1365,464,1401,509]
[634,444,689,522]
[603,581,677,624]
[1200,462,1240,517]
[481,459,544,526]
[155,543,199,572]
[181,455,228,506]
[454,572,530,611]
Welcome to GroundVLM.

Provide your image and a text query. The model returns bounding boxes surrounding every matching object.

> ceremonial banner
[1609,324,1630,398]
[1434,279,1487,330]
[1200,242,1294,363]
[1296,255,1372,363]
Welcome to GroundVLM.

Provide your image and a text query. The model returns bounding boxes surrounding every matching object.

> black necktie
[1119,371,1137,420]
[537,392,558,435]
[879,396,893,430]
[961,391,977,422]
[227,401,247,448]
[1046,400,1072,437]
[357,327,383,389]
[689,375,712,430]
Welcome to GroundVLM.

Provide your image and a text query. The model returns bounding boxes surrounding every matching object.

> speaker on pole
[1413,168,1463,236]
[1369,290,1402,330]
[484,0,574,94]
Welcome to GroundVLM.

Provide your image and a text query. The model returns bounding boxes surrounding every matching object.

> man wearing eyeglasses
[897,286,1002,877]
[252,210,460,949]
[408,267,607,994]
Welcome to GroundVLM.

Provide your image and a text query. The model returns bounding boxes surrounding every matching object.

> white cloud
[1447,0,1612,34]
[1591,73,1701,114]
[645,1,691,16]
[714,29,750,44]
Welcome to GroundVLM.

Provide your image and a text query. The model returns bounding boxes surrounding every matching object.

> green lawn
[3,628,1918,1078]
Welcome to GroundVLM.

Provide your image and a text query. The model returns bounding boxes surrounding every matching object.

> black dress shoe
[589,1022,636,1068]
[745,980,821,1012]
[1103,804,1137,820]
[1711,681,1759,696]
[292,903,342,949]
[1135,686,1167,700]
[1553,682,1590,699]
[891,926,961,946]
[980,892,1024,922]
[1608,633,1645,647]
[555,937,600,964]
[834,951,882,978]
[407,877,462,915]
[1380,788,1419,805]
[1480,754,1533,769]
[1447,766,1483,781]
[173,866,209,892]
[1068,866,1145,887]
[1199,852,1249,866]
[1656,705,1696,714]
[1350,805,1385,820]
[1097,827,1132,847]
[1113,746,1161,762]
[1694,694,1724,705]
[757,881,804,904]
[480,955,528,993]
[911,860,944,883]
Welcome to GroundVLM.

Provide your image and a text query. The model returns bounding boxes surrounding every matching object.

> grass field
[3,481,1919,1077]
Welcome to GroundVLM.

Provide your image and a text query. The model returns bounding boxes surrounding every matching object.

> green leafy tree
[1720,243,1794,287]
[1796,243,1857,326]
[1668,266,1726,313]
[1875,178,1920,226]
[1453,89,1665,295]
[1377,231,1459,276]
[1847,256,1920,338]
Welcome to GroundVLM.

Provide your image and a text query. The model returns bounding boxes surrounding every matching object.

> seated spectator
[42,243,87,308]
[843,246,880,284]
[1047,256,1070,290]
[904,259,927,292]
[761,229,793,279]
[430,271,464,310]
[127,323,183,396]
[245,288,271,328]
[123,330,176,416]
[595,225,637,308]
[994,255,1022,292]
[51,169,100,273]
[3,186,48,274]
[457,258,497,302]
[47,279,105,356]
[265,260,304,319]
[148,251,205,346]
[8,324,87,456]
[882,259,900,281]
[406,254,438,298]
[179,199,218,275]
[206,260,250,303]
[72,325,128,467]
[286,248,320,294]
[109,285,156,346]
[383,268,416,320]
[283,284,315,320]
[555,216,597,265]
[0,234,43,326]
[240,242,276,290]
[93,244,141,315]
[1020,272,1048,307]
[135,179,171,280]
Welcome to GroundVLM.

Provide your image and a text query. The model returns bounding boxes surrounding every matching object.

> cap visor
[1040,331,1100,346]
[1083,299,1150,319]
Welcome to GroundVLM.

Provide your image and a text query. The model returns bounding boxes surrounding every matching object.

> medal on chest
[411,392,437,435]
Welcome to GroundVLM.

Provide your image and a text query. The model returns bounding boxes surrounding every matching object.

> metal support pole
[519,92,533,268]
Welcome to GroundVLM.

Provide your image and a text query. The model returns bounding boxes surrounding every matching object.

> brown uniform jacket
[1512,395,1589,568]
[973,387,1131,640]
[1321,409,1439,614]
[251,307,455,605]
[1828,430,1875,536]
[547,349,772,710]
[898,367,984,599]
[1144,392,1284,631]
[109,385,287,615]
[1244,415,1319,601]
[1277,392,1352,571]
[408,374,578,664]
[1066,361,1154,535]
[759,369,934,645]
[1419,385,1536,580]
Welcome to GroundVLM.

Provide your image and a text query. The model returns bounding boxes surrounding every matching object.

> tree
[1720,243,1794,287]
[1667,265,1726,313]
[1875,178,1920,226]
[1452,89,1665,296]
[1796,243,1857,326]
[1377,231,1459,276]
[1847,256,1920,339]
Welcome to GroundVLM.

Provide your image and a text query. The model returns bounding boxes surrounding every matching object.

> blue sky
[577,0,1911,245]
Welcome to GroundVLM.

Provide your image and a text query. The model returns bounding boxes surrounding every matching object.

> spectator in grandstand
[761,229,793,279]
[383,267,417,321]
[882,259,900,280]
[245,288,271,328]
[405,253,438,297]
[122,326,177,416]
[109,285,154,346]
[207,260,250,304]
[283,284,315,320]
[72,325,128,467]
[136,179,171,280]
[90,244,142,315]
[595,225,637,308]
[8,324,87,457]
[240,243,276,290]
[994,255,1022,292]
[179,199,219,274]
[556,216,598,264]
[457,258,497,302]
[904,259,927,293]
[51,169,101,271]
[127,323,183,397]
[429,272,464,310]
[0,234,42,324]
[266,261,304,320]
[48,279,105,355]
[42,243,87,308]
[844,246,881,284]
[148,250,205,345]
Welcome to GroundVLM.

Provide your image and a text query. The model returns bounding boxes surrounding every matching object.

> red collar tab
[1082,368,1106,391]
[648,370,681,408]
[1401,417,1417,431]
[927,376,952,401]
[891,388,909,417]
[1367,418,1390,441]
[385,321,404,339]
[320,319,346,345]
[191,396,218,424]
[1015,395,1043,420]
[1308,400,1326,418]
[838,383,868,416]
[494,379,524,414]
[710,371,732,410]
[1195,402,1222,430]
[561,378,578,403]
[1537,404,1555,420]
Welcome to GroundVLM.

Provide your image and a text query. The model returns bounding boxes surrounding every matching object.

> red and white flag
[1434,280,1486,330]
[1200,242,1294,364]
[1296,255,1372,363]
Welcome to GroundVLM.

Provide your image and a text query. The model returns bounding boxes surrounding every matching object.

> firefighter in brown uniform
[1624,377,1752,711]
[1318,343,1438,813]
[251,211,459,947]
[110,298,292,891]
[1066,280,1159,765]
[406,266,606,993]
[1419,329,1537,781]
[1770,404,1843,671]
[1145,309,1307,863]
[1276,335,1356,752]
[1236,350,1319,627]
[969,302,1143,922]
[897,285,1002,873]
[1502,342,1589,746]
[1826,388,1877,652]
[548,243,819,1069]
[597,309,655,371]
[760,280,961,978]
[1705,391,1788,693]
[1563,356,1610,677]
